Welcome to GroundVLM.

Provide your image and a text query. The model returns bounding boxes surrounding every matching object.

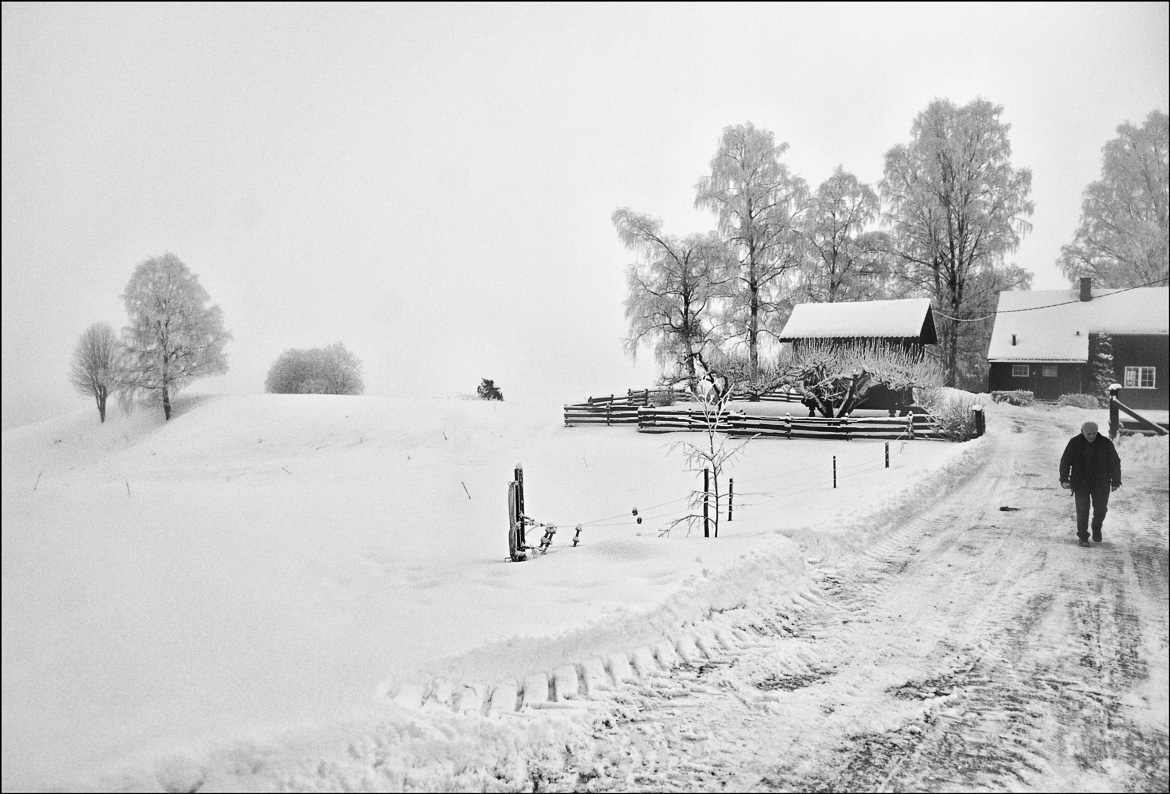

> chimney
[1080,277,1092,302]
[1011,334,1016,346]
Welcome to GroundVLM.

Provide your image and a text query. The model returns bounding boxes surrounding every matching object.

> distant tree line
[618,100,1167,393]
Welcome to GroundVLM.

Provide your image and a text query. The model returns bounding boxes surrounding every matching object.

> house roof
[986,287,1169,363]
[778,298,937,342]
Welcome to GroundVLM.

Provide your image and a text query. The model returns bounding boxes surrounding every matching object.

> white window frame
[1124,366,1156,389]
[1011,364,1030,377]
[1041,365,1058,378]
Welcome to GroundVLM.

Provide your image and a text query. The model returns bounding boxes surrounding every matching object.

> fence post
[1109,383,1122,439]
[971,405,985,438]
[907,414,915,440]
[703,468,710,538]
[832,456,837,489]
[728,478,734,522]
[885,442,890,469]
[514,463,525,551]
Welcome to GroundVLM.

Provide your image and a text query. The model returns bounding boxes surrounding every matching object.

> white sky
[3,2,1167,430]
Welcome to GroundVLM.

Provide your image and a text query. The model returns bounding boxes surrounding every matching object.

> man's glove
[1112,483,1120,492]
[1060,481,1071,490]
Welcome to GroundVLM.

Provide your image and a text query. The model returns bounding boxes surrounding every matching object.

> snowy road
[574,409,1170,791]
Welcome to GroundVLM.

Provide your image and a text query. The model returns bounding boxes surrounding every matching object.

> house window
[1011,364,1030,377]
[1041,365,1058,378]
[1124,366,1156,389]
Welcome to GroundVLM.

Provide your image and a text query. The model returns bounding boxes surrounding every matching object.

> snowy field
[4,391,1028,791]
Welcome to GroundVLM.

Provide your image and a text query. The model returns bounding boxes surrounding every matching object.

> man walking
[1059,421,1122,547]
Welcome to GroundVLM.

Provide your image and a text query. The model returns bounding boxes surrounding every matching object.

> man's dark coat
[1059,434,1122,491]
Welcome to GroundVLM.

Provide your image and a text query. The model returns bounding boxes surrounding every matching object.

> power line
[932,277,1169,323]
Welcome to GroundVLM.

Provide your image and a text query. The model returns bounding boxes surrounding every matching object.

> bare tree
[1058,110,1169,288]
[120,253,232,420]
[614,208,732,391]
[667,372,748,539]
[70,322,122,422]
[880,98,1034,387]
[695,122,808,380]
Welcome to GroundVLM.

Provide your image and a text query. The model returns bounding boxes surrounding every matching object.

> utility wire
[932,277,1168,323]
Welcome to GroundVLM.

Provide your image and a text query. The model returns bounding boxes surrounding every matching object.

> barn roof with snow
[778,298,938,344]
[986,287,1169,363]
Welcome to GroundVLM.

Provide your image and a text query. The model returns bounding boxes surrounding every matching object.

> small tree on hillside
[70,322,123,423]
[769,341,943,418]
[477,378,503,400]
[667,368,749,539]
[120,253,232,420]
[265,343,363,395]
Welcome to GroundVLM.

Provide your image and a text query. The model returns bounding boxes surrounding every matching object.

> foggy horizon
[4,2,1168,430]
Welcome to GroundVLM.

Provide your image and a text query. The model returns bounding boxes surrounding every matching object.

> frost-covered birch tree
[695,122,807,382]
[69,322,122,423]
[1058,110,1169,288]
[797,166,892,303]
[880,98,1034,388]
[614,208,731,390]
[120,253,232,420]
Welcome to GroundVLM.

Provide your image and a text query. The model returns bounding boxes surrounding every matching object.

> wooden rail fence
[564,396,948,440]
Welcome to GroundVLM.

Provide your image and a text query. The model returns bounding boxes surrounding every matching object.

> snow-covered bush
[649,390,677,407]
[265,343,364,395]
[919,388,981,441]
[768,340,943,418]
[991,390,1033,406]
[1057,393,1100,409]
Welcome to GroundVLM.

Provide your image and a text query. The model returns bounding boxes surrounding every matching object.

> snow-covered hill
[3,393,987,790]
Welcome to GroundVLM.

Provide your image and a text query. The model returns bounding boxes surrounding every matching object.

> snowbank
[2,394,979,790]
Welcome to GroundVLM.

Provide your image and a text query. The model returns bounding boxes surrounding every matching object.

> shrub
[991,390,1034,406]
[770,340,944,418]
[265,343,363,395]
[919,388,981,441]
[477,378,503,401]
[1057,392,1102,409]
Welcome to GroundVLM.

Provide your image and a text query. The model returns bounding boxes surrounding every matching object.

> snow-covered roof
[986,287,1169,362]
[778,298,937,342]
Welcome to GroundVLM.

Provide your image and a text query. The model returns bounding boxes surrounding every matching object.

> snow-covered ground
[0,393,1129,791]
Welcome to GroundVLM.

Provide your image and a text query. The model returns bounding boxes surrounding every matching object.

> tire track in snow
[169,412,1165,793]
[570,410,1168,792]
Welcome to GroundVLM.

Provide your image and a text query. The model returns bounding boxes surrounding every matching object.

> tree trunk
[162,385,172,421]
[748,283,760,380]
[97,386,107,423]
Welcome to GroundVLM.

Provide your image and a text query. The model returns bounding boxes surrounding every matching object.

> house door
[1035,364,1061,400]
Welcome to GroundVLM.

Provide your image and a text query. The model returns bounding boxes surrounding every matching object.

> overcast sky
[3,2,1167,430]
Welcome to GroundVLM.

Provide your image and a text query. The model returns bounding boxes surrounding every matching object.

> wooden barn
[777,297,939,411]
[986,278,1169,409]
[778,297,938,351]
